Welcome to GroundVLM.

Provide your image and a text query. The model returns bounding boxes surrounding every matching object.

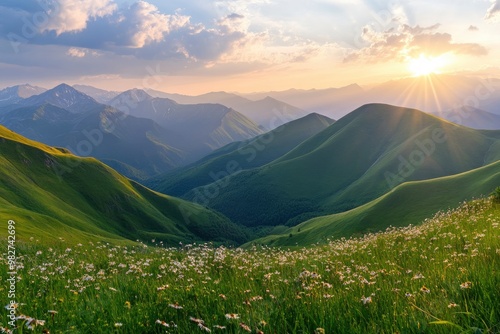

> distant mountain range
[0,85,264,179]
[18,83,102,113]
[145,74,500,127]
[150,104,500,228]
[145,89,310,130]
[73,84,120,104]
[432,106,500,130]
[109,89,264,160]
[0,84,46,106]
[0,125,249,244]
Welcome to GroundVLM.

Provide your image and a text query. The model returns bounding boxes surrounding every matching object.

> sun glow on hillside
[408,54,448,77]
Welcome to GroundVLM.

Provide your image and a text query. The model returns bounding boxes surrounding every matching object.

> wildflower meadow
[1,199,499,333]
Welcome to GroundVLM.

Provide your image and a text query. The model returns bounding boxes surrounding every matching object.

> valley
[1,18,500,330]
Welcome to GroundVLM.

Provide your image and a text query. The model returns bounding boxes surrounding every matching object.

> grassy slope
[149,113,334,196]
[0,125,248,245]
[251,160,500,246]
[1,199,498,333]
[185,104,500,227]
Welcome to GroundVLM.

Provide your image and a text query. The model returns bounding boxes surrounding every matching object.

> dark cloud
[226,13,244,20]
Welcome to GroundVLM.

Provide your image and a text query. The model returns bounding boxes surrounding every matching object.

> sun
[408,54,446,77]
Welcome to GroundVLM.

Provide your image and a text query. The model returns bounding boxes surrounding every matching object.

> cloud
[42,0,117,35]
[122,1,190,48]
[345,23,488,63]
[66,47,100,57]
[468,25,479,31]
[66,47,86,57]
[485,0,500,21]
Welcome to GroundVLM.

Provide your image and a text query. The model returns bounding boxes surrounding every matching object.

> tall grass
[1,199,499,333]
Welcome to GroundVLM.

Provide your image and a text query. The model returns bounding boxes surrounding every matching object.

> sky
[0,0,499,94]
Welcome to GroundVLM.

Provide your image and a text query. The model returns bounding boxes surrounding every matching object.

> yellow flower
[124,301,131,309]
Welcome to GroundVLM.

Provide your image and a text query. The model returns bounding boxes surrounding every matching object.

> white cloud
[66,47,100,57]
[66,47,86,57]
[43,0,117,35]
[485,0,500,21]
[125,1,190,48]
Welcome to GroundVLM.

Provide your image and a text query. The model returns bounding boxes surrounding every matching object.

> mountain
[250,159,500,246]
[230,96,310,130]
[431,106,500,130]
[73,84,120,104]
[0,84,46,106]
[242,84,365,119]
[239,75,500,120]
[175,104,500,228]
[0,103,184,180]
[0,125,248,245]
[148,113,335,196]
[18,83,102,113]
[146,90,253,108]
[144,90,309,129]
[109,89,264,162]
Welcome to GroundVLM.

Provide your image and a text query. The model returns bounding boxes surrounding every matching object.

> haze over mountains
[109,89,264,159]
[1,73,500,246]
[159,104,500,228]
[0,84,264,179]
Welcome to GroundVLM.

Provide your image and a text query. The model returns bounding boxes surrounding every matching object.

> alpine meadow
[1,1,500,333]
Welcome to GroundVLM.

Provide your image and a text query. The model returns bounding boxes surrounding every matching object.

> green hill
[0,125,248,245]
[250,159,500,246]
[148,113,334,196]
[181,104,500,227]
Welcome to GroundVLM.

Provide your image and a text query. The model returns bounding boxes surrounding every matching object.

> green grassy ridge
[184,104,500,227]
[0,125,249,245]
[1,199,498,333]
[149,113,334,196]
[250,159,500,246]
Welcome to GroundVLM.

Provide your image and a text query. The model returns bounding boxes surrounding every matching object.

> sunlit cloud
[42,0,117,35]
[123,1,190,48]
[345,22,488,64]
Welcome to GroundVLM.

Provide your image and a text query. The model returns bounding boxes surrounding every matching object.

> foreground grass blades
[1,199,499,333]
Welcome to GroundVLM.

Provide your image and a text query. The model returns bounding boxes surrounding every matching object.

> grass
[1,198,499,333]
[250,160,500,246]
[0,125,249,245]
